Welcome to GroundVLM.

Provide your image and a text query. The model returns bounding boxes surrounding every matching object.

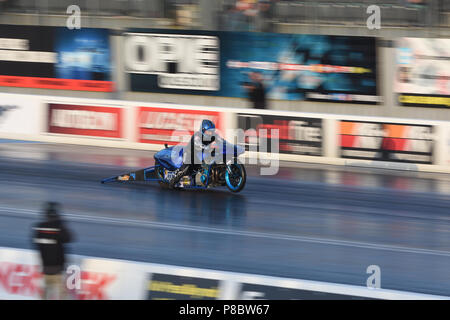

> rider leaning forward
[169,119,222,189]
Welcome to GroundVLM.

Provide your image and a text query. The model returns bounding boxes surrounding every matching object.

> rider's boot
[169,165,189,189]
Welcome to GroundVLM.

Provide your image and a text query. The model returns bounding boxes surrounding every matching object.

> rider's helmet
[200,119,215,137]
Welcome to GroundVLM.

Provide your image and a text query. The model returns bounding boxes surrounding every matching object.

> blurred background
[0,0,449,300]
[0,0,447,31]
[0,0,448,119]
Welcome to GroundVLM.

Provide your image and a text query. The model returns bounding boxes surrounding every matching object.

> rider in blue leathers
[169,119,219,189]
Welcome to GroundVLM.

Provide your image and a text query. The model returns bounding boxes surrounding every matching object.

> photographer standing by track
[32,202,74,300]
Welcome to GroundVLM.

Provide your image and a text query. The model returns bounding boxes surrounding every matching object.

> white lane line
[1,206,449,258]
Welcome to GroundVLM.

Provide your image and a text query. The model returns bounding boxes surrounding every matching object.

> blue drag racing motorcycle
[101,141,247,193]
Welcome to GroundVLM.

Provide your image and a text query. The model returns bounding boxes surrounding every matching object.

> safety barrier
[0,246,447,300]
[0,92,449,173]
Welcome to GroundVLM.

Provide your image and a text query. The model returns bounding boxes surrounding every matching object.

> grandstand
[0,1,448,29]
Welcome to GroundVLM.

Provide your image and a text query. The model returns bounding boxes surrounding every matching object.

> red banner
[48,104,123,138]
[0,76,113,92]
[0,262,42,298]
[137,107,223,145]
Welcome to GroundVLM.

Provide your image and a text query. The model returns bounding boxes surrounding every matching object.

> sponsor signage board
[0,94,42,134]
[237,283,371,300]
[340,120,434,164]
[125,29,379,104]
[147,273,220,300]
[47,103,123,138]
[137,106,223,145]
[0,25,113,91]
[395,38,450,108]
[238,113,322,155]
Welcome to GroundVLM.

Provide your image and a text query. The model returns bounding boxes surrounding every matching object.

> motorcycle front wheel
[225,164,246,193]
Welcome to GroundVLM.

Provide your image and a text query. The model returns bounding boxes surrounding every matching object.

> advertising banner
[125,29,379,104]
[395,38,450,108]
[137,107,223,145]
[237,283,370,300]
[340,121,434,164]
[147,273,220,300]
[47,103,123,138]
[0,249,42,300]
[238,113,322,155]
[0,94,42,134]
[77,259,125,300]
[0,249,122,300]
[124,31,219,91]
[0,25,112,91]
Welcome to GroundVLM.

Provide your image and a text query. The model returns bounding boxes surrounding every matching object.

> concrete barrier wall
[0,92,449,173]
[0,246,447,300]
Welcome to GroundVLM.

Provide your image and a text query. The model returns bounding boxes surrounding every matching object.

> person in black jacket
[245,72,267,110]
[32,202,73,300]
